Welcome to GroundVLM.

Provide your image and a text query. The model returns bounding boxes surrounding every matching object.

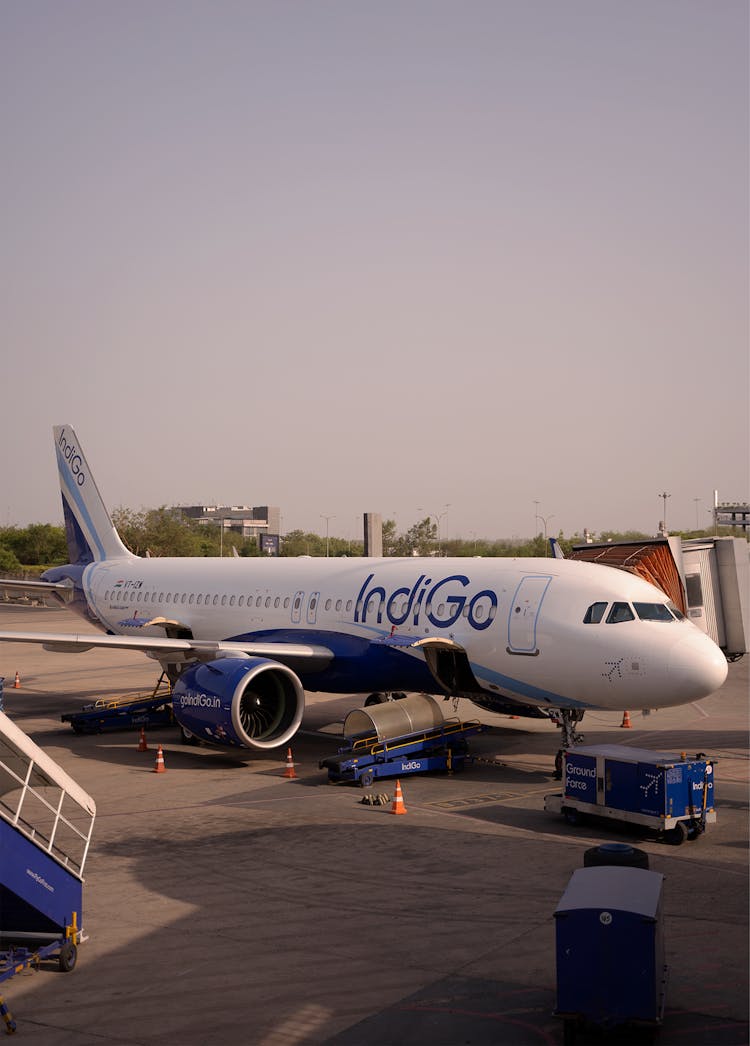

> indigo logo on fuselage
[354,573,497,632]
[58,430,86,487]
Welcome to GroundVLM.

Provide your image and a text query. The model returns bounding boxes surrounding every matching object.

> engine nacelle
[172,657,305,750]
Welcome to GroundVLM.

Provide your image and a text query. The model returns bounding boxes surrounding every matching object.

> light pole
[320,514,335,557]
[535,514,555,555]
[658,491,671,532]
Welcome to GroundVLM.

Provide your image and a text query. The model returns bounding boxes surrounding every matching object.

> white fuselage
[82,553,728,712]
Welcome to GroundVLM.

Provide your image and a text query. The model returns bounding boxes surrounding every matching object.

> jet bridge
[569,536,748,660]
[0,710,95,956]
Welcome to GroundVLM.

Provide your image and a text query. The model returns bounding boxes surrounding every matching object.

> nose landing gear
[551,709,586,779]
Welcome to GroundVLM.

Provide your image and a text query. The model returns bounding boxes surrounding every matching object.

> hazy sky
[2,1,748,542]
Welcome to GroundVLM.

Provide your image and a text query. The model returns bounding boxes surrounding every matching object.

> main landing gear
[363,692,407,706]
[552,709,586,779]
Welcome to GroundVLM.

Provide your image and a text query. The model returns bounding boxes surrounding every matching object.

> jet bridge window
[634,602,675,622]
[606,602,635,623]
[584,602,608,623]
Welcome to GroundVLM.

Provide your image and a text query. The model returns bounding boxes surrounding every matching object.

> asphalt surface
[0,603,747,1045]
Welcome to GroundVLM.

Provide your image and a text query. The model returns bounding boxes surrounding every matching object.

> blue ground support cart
[0,710,96,1030]
[554,865,667,1044]
[320,693,484,786]
[545,743,716,844]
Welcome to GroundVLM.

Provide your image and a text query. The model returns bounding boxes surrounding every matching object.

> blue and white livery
[0,426,728,754]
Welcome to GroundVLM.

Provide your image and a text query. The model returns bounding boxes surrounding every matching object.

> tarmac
[0,603,747,1045]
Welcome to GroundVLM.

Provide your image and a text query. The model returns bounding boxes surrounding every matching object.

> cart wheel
[686,825,702,842]
[58,941,77,973]
[360,771,374,789]
[563,806,583,827]
[664,822,687,846]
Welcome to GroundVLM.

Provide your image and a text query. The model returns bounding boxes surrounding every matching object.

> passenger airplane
[0,426,728,754]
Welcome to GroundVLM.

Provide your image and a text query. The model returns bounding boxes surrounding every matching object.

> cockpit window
[634,602,675,622]
[606,602,635,623]
[584,602,608,624]
[667,601,685,620]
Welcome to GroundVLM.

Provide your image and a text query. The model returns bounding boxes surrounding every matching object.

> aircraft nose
[669,633,728,700]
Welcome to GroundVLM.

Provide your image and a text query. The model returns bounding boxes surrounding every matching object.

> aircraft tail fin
[549,537,565,559]
[53,425,135,564]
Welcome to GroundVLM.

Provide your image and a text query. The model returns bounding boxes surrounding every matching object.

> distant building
[175,504,281,542]
[715,502,750,531]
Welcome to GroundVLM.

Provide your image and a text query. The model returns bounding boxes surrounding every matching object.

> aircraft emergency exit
[0,426,728,752]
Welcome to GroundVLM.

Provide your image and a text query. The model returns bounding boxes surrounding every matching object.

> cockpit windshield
[634,602,676,622]
[584,600,684,624]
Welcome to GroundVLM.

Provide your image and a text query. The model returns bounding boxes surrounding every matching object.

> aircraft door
[291,591,304,625]
[507,576,552,655]
[306,591,320,626]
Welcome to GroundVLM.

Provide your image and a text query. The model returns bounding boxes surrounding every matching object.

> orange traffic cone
[283,747,296,779]
[153,745,166,773]
[620,710,632,728]
[137,728,149,752]
[390,779,407,815]
[13,672,20,689]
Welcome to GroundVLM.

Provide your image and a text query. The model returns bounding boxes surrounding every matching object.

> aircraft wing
[0,578,76,604]
[0,629,334,669]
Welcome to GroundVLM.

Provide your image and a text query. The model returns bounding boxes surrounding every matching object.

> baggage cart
[554,865,667,1044]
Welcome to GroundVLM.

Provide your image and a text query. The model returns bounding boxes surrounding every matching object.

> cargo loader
[320,693,484,786]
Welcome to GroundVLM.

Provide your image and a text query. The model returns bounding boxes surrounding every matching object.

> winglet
[549,537,565,559]
[54,425,135,564]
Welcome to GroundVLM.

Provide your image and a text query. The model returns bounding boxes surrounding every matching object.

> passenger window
[189,594,195,604]
[221,595,227,606]
[606,602,634,623]
[238,596,244,607]
[256,597,263,607]
[229,596,236,606]
[283,597,290,609]
[274,597,280,608]
[213,594,219,605]
[634,603,674,622]
[197,594,203,605]
[159,593,164,602]
[181,593,187,604]
[265,597,271,608]
[346,600,352,612]
[584,602,608,624]
[325,599,332,611]
[335,599,342,612]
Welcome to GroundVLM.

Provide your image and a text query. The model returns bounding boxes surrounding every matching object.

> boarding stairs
[0,710,95,947]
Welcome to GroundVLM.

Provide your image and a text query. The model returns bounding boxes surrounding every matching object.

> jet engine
[171,657,305,750]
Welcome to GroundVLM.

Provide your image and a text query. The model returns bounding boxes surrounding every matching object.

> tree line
[0,508,741,577]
